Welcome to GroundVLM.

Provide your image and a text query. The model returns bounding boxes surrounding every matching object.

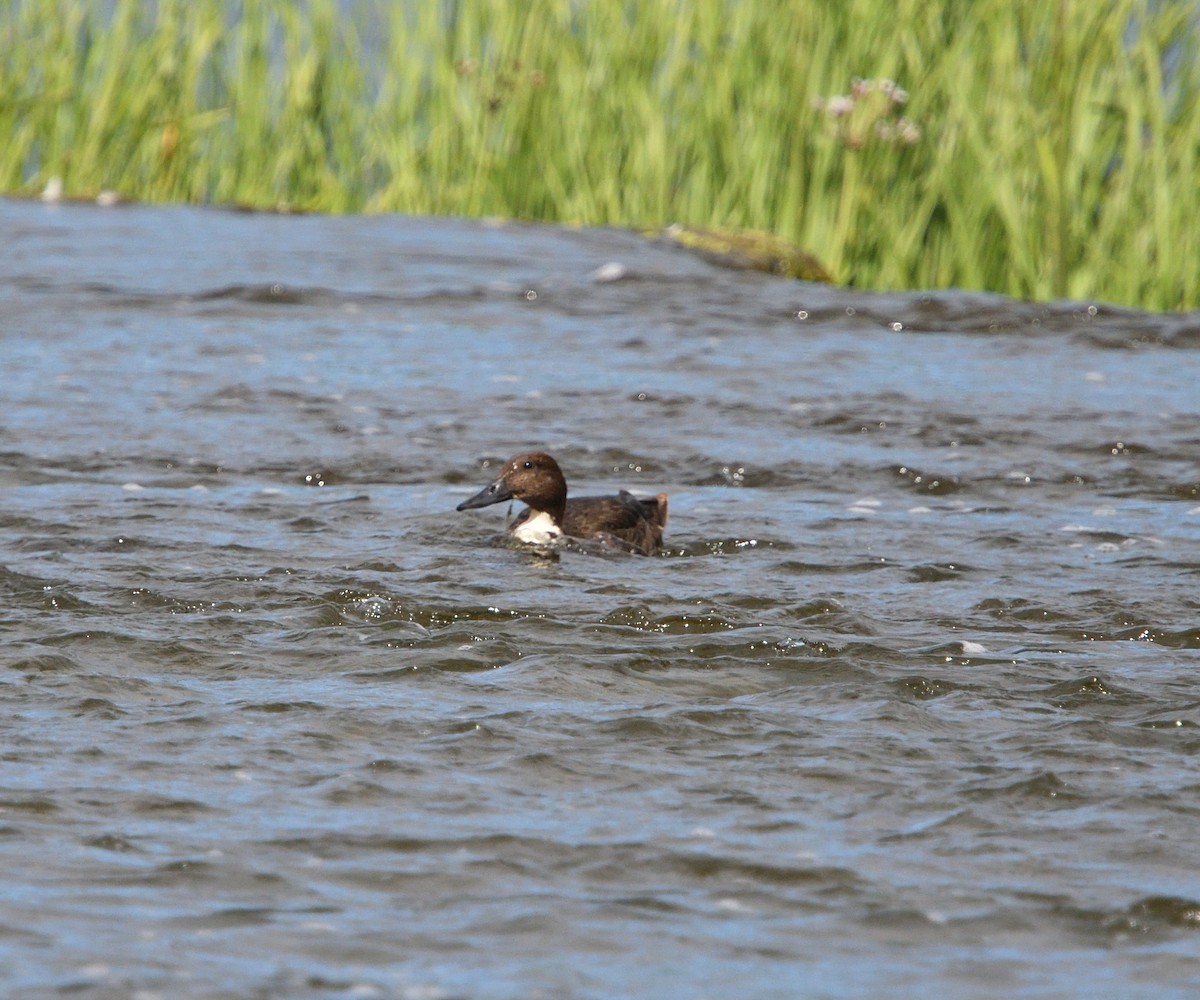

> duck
[456,452,668,555]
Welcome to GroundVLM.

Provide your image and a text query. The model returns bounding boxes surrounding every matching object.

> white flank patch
[512,510,563,545]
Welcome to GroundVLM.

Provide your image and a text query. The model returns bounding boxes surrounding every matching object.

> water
[1,197,1198,999]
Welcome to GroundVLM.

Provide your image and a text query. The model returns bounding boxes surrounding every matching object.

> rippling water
[2,197,1199,999]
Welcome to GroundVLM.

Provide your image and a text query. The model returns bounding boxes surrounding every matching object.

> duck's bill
[456,478,513,511]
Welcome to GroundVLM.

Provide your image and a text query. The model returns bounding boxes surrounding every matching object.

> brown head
[456,452,569,523]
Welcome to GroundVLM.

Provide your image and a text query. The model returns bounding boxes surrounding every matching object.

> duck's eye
[523,460,533,469]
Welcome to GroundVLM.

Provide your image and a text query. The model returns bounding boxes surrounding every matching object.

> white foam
[590,261,628,283]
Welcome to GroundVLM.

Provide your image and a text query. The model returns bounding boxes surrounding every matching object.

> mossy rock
[656,224,833,283]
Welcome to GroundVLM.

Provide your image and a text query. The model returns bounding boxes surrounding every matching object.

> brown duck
[456,452,667,555]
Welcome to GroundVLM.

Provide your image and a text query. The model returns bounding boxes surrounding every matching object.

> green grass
[3,0,1199,311]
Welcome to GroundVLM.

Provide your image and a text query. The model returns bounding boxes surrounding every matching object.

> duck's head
[456,452,568,515]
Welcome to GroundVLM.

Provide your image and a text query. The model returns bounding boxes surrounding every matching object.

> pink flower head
[826,95,855,117]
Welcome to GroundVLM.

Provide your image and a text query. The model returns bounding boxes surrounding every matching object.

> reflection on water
[1,198,1199,999]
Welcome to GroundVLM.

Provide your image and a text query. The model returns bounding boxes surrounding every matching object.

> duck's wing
[562,493,665,555]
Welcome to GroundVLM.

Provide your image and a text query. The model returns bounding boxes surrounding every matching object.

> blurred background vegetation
[3,0,1198,310]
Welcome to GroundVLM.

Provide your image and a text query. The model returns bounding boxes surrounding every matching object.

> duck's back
[559,491,668,555]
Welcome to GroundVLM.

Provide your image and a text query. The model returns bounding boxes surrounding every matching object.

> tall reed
[2,0,1197,311]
